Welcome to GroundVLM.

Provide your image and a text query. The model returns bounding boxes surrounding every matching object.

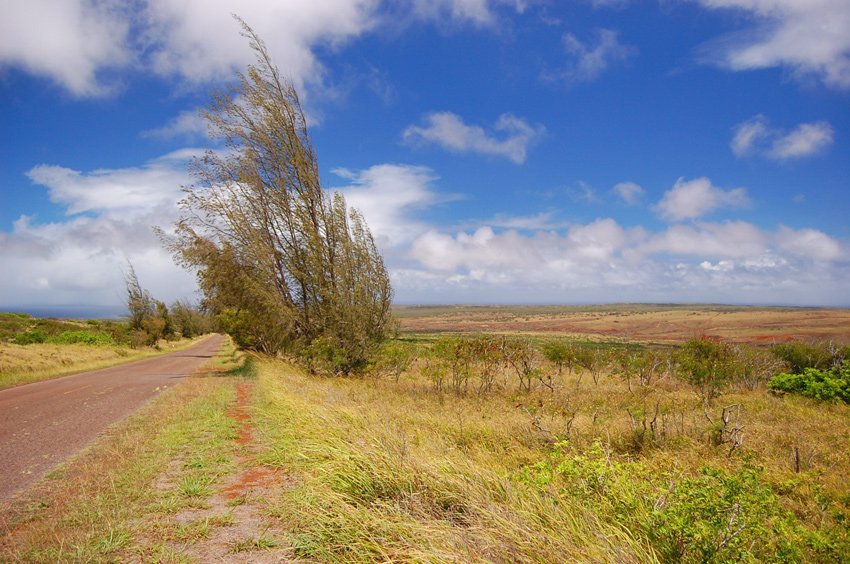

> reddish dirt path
[222,382,278,501]
[0,334,225,504]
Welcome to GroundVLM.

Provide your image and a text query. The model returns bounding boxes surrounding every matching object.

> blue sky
[1,0,849,311]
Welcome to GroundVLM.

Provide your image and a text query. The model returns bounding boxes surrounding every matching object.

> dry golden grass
[0,337,202,390]
[249,351,849,561]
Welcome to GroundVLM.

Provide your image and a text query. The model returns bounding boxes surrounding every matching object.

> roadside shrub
[11,329,47,345]
[768,362,850,403]
[300,336,350,375]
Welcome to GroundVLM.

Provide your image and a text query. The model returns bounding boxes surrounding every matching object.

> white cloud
[612,181,644,205]
[3,154,847,308]
[0,0,131,96]
[0,153,198,308]
[641,221,768,259]
[549,28,635,83]
[399,218,848,305]
[142,0,379,95]
[142,110,209,140]
[731,115,834,159]
[1,1,526,98]
[698,0,850,89]
[403,112,545,164]
[25,150,198,219]
[408,0,528,28]
[332,164,441,249]
[775,225,843,260]
[770,121,835,159]
[655,177,749,222]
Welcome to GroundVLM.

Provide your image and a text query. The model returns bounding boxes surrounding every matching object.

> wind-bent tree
[167,20,393,372]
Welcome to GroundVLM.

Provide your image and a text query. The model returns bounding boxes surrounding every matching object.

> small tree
[677,337,735,402]
[541,340,576,380]
[165,19,393,371]
[501,338,540,392]
[125,262,154,331]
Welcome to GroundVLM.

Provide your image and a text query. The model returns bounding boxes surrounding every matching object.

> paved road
[0,334,225,503]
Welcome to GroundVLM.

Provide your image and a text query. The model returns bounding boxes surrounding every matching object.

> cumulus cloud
[408,0,528,28]
[612,181,644,205]
[698,0,850,89]
[3,154,847,307]
[398,218,848,305]
[0,0,132,96]
[655,177,749,222]
[332,164,442,249]
[547,28,635,83]
[142,110,209,140]
[403,112,545,164]
[25,150,198,219]
[731,115,834,159]
[1,1,530,98]
[641,221,768,258]
[0,153,197,308]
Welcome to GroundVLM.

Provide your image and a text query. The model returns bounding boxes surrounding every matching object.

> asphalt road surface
[0,334,225,504]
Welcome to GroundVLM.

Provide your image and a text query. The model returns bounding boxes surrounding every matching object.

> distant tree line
[125,263,211,347]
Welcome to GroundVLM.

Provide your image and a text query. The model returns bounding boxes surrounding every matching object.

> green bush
[47,330,116,346]
[677,338,735,400]
[771,342,846,373]
[11,329,47,345]
[517,441,843,562]
[768,362,850,403]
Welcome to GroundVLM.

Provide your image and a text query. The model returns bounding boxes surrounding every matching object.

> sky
[1,0,849,313]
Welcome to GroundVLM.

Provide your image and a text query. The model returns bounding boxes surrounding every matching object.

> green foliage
[518,441,838,562]
[370,340,415,382]
[431,336,477,394]
[170,299,212,338]
[301,336,356,375]
[12,329,47,345]
[677,338,736,401]
[124,262,203,347]
[541,340,576,377]
[771,341,847,373]
[768,362,850,403]
[0,312,35,341]
[215,308,257,349]
[47,331,115,346]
